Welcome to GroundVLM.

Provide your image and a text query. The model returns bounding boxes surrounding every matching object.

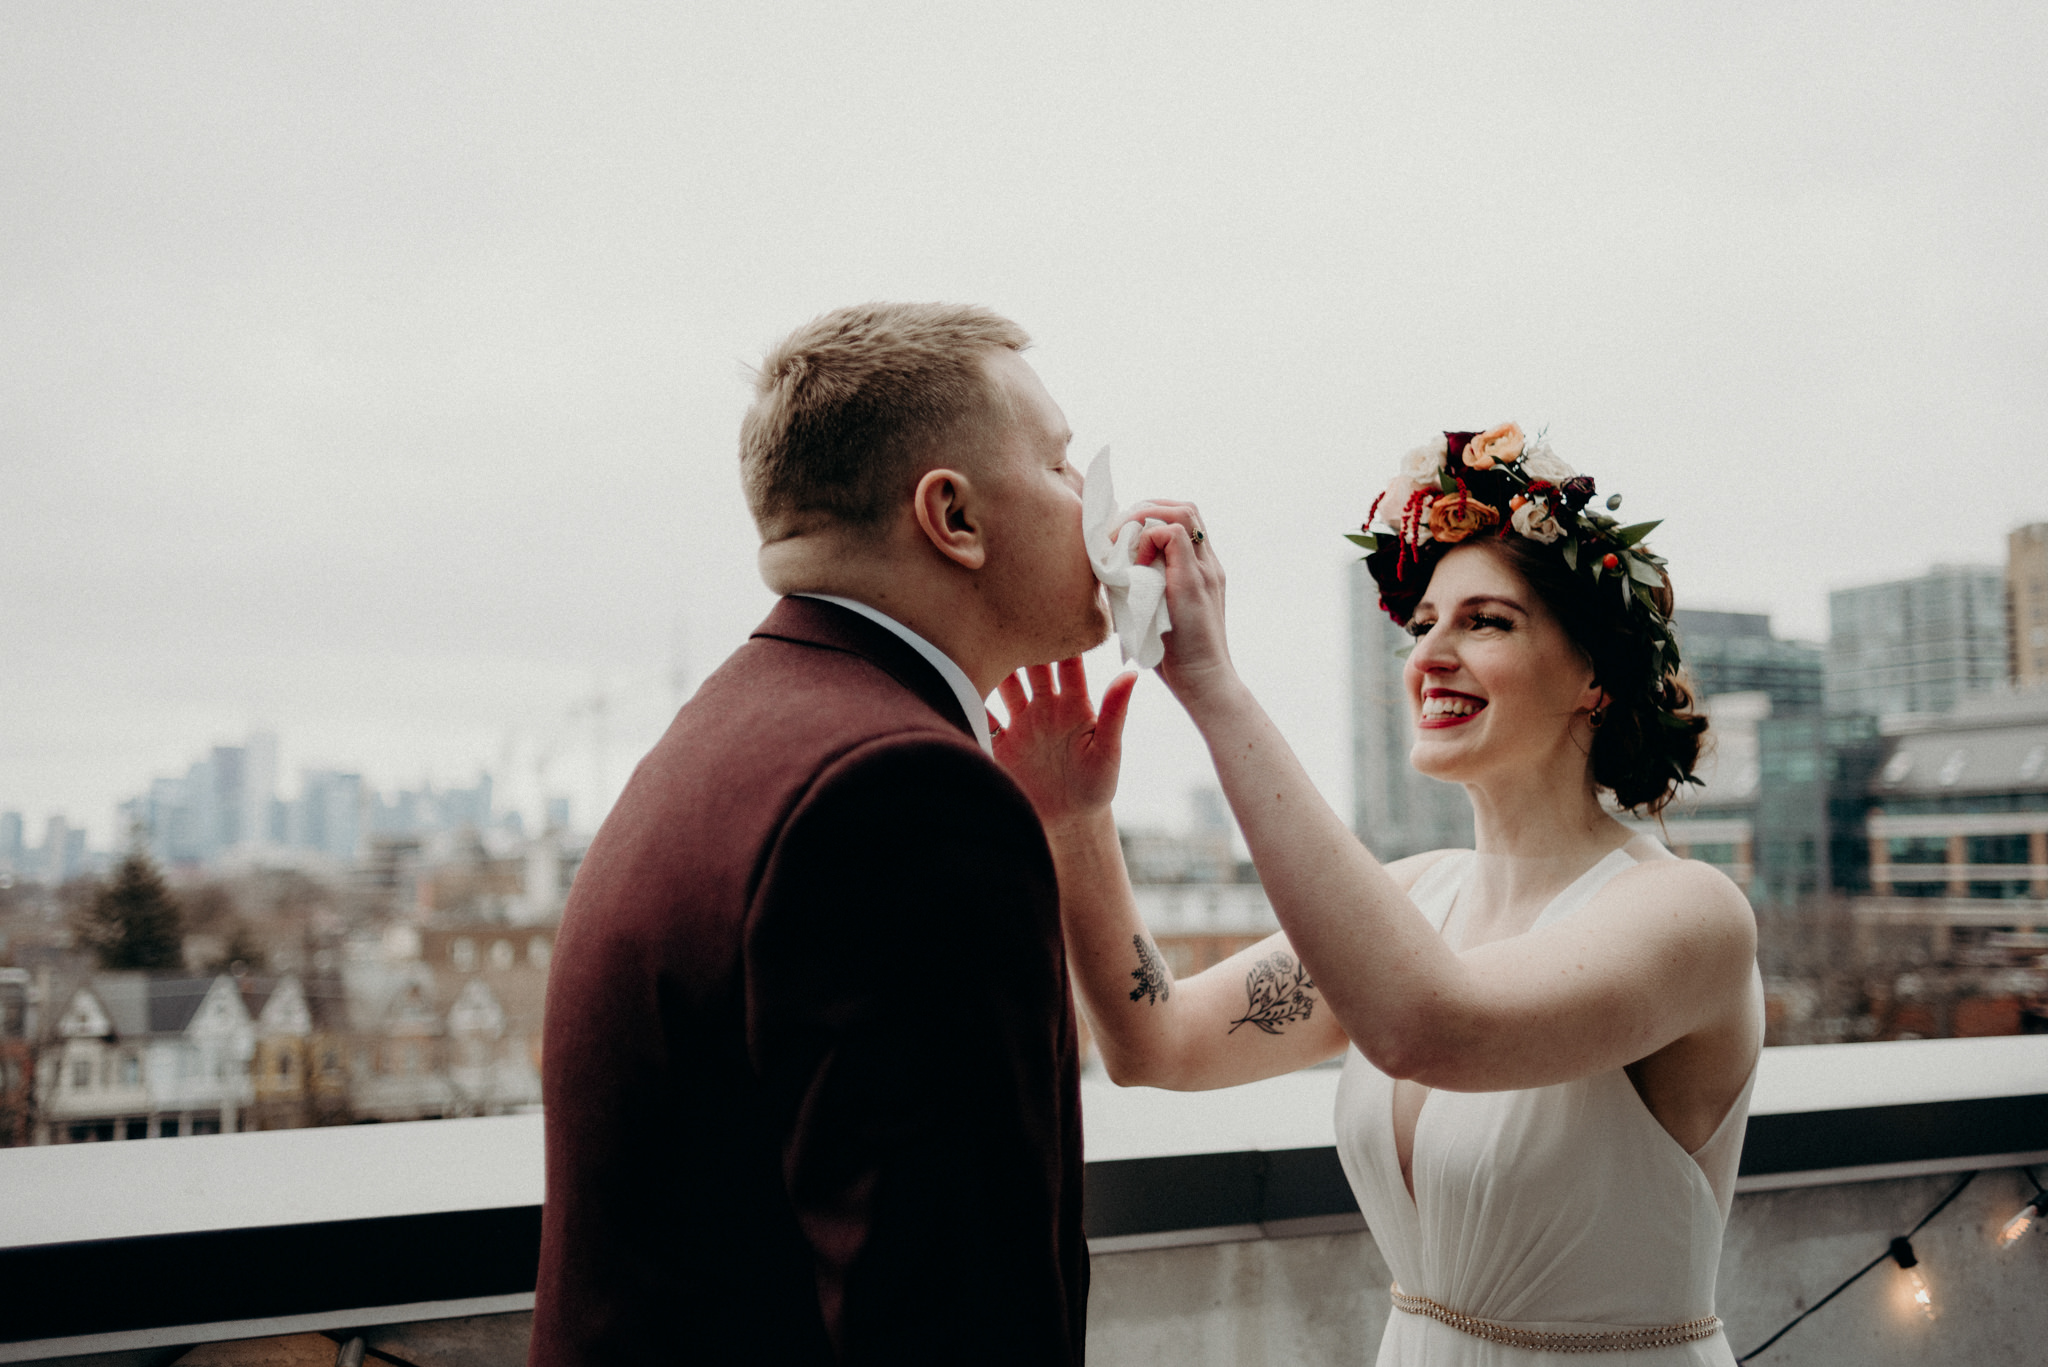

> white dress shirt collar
[793,594,993,756]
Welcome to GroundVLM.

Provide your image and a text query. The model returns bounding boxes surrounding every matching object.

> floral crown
[1348,425,1695,767]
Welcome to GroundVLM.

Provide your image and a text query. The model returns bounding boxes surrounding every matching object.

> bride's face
[1400,543,1603,787]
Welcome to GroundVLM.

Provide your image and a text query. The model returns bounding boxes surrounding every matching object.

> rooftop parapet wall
[5,1037,2048,1365]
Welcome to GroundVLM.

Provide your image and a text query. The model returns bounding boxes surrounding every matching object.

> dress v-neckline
[1389,847,1638,1210]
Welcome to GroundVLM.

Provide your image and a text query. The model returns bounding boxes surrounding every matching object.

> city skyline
[1,728,561,876]
[11,535,2039,867]
[8,541,2039,860]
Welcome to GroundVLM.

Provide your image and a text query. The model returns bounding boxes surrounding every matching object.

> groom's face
[971,350,1111,664]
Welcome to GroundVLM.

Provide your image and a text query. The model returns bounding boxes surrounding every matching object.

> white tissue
[1082,447,1172,669]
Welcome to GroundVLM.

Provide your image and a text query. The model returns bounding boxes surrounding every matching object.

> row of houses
[0,924,553,1146]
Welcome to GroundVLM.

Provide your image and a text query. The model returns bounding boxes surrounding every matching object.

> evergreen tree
[77,850,184,970]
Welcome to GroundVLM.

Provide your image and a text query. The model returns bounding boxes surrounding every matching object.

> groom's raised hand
[993,657,1135,829]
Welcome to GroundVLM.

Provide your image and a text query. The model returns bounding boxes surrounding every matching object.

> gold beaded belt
[1391,1285,1722,1354]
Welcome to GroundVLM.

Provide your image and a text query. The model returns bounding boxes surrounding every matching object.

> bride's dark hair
[1475,537,1707,816]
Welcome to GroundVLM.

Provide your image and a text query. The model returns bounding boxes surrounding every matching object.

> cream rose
[1402,435,1449,481]
[1464,423,1525,470]
[1519,439,1575,485]
[1510,497,1564,544]
[1377,436,1450,529]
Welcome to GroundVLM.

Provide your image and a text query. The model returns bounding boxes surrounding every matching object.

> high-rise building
[1348,560,1473,860]
[128,746,249,866]
[0,811,22,877]
[38,815,83,884]
[240,731,279,852]
[1671,610,1824,715]
[2011,524,2048,687]
[120,776,193,864]
[1825,566,2007,718]
[291,771,365,864]
[197,746,247,858]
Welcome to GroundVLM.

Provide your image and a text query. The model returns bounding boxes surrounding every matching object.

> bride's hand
[992,659,1137,830]
[1127,503,1237,712]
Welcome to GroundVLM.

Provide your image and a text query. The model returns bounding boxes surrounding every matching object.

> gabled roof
[241,975,312,1034]
[60,973,248,1040]
[83,974,147,1037]
[142,977,224,1034]
[338,960,443,1034]
[445,977,505,1037]
[238,977,281,1017]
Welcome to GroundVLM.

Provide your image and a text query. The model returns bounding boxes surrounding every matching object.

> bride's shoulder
[1612,846,1757,936]
[1383,846,1469,894]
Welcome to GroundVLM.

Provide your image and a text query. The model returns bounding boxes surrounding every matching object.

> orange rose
[1463,422,1525,470]
[1427,492,1500,543]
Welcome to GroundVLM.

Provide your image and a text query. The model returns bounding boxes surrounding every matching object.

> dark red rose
[1560,475,1596,511]
[1444,431,1478,464]
[1365,539,1428,624]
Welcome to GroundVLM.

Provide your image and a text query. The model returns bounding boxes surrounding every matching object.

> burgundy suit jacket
[529,597,1088,1365]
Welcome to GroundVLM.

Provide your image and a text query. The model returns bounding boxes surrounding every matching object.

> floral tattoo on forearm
[1228,952,1317,1035]
[1128,935,1172,1005]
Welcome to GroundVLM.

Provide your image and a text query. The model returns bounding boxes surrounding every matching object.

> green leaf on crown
[1560,538,1579,570]
[1344,532,1382,551]
[1616,520,1663,546]
[1626,555,1664,586]
[1437,468,1458,494]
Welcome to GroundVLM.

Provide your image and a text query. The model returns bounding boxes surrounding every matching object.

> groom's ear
[912,467,988,570]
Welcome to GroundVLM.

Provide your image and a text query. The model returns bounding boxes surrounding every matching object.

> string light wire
[1735,1170,1978,1363]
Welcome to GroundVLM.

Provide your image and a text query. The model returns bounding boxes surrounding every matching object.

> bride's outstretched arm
[1131,522,1756,1094]
[993,660,1347,1089]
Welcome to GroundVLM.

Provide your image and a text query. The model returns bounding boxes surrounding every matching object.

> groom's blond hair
[741,302,1031,538]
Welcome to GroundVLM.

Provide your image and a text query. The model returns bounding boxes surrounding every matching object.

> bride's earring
[1587,704,1607,729]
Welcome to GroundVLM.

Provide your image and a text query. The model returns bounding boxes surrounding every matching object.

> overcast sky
[5,3,2046,847]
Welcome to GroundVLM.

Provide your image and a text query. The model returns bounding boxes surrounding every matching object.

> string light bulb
[1888,1237,1936,1322]
[1998,1192,2048,1249]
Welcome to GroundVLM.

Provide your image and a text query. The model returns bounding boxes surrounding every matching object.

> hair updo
[1471,536,1707,816]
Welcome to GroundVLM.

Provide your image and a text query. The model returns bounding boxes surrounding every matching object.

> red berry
[1602,552,1620,570]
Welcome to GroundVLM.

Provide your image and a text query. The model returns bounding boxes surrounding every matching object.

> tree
[76,850,184,970]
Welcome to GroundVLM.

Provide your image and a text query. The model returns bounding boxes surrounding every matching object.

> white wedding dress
[1334,849,1760,1365]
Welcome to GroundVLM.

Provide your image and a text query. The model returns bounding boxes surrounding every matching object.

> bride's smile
[1417,689,1485,726]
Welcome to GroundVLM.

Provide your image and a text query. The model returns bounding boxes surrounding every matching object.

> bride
[995,426,1764,1364]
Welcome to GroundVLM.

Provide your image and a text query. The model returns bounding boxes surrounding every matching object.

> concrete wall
[1089,1229,1392,1366]
[21,1170,2047,1367]
[1089,1168,2048,1366]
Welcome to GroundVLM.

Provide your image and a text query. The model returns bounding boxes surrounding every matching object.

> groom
[529,303,1104,1365]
